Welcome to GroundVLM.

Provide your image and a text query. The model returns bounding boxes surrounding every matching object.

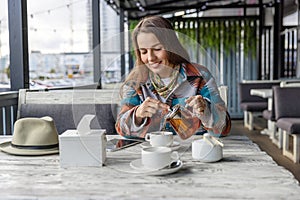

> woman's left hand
[185,95,207,115]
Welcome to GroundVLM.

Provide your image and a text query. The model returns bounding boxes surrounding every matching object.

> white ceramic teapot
[192,133,224,162]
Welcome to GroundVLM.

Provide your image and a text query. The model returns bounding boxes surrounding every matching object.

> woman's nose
[147,50,156,61]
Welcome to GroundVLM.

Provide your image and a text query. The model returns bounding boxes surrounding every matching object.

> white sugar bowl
[192,133,224,162]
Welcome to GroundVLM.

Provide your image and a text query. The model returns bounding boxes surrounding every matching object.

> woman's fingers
[136,97,169,118]
[186,95,206,107]
[158,102,170,110]
[185,95,206,115]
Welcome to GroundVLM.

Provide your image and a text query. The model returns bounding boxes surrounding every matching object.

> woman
[115,16,231,139]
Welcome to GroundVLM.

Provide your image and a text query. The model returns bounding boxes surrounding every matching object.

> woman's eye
[139,47,162,54]
[140,50,147,54]
[153,46,163,51]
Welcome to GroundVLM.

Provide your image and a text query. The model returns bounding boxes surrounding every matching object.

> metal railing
[0,91,18,135]
[282,26,298,78]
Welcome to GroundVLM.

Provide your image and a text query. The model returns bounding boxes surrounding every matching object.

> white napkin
[76,114,96,135]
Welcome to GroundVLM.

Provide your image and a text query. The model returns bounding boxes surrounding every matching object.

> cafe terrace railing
[0,91,18,135]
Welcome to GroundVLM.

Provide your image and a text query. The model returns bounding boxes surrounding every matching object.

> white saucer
[140,141,181,151]
[130,159,183,176]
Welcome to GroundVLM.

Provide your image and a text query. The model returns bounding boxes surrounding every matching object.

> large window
[1,0,124,90]
[0,0,10,91]
[27,0,93,89]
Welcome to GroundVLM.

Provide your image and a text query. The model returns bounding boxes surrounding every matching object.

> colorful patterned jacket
[115,63,231,139]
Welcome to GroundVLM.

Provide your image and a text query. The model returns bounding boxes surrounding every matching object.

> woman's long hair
[121,15,190,95]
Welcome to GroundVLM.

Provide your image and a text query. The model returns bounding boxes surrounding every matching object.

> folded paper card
[59,114,107,167]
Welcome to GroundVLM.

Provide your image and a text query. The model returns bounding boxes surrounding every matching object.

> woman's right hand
[135,97,169,125]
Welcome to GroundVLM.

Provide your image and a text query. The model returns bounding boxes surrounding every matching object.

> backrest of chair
[270,86,277,118]
[280,80,300,87]
[18,89,120,134]
[274,87,300,120]
[19,103,118,134]
[239,82,280,103]
[218,85,228,106]
[267,83,300,120]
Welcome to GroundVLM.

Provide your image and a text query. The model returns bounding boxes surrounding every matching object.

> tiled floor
[231,119,300,182]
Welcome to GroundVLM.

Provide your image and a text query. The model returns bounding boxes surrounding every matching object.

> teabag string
[203,133,224,147]
[160,108,172,131]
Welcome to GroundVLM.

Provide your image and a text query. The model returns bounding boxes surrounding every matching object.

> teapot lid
[165,104,181,119]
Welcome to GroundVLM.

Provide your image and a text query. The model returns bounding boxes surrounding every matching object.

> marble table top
[0,135,299,199]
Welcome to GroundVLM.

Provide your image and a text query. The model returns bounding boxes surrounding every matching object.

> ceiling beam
[125,3,273,12]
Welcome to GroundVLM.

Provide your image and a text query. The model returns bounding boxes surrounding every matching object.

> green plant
[129,20,139,61]
[50,68,56,73]
[172,18,257,57]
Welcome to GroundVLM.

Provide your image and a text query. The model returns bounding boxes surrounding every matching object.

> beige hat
[0,116,59,156]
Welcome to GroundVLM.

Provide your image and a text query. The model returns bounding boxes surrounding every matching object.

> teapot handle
[203,133,215,147]
[203,133,224,147]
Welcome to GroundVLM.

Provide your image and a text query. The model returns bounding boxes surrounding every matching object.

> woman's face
[137,32,173,78]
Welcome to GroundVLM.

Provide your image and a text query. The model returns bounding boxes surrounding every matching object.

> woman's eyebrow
[139,43,162,49]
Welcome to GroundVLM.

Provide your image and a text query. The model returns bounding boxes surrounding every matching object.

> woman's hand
[185,95,207,116]
[135,97,169,125]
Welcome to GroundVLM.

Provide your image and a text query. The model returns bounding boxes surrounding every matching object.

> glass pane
[100,0,122,87]
[27,0,93,89]
[0,0,10,91]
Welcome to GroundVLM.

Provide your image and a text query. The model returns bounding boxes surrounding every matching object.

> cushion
[276,118,300,134]
[240,102,268,112]
[19,104,118,135]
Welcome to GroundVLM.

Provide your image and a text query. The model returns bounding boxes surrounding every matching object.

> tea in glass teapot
[162,104,201,140]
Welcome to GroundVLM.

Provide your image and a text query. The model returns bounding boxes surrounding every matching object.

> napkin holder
[59,115,107,167]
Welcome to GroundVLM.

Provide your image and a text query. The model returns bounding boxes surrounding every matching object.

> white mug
[192,138,223,162]
[141,146,179,170]
[145,131,173,147]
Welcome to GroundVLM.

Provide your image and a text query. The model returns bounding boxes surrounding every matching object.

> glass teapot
[162,104,201,140]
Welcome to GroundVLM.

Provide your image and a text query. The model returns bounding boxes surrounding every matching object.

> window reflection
[0,0,10,91]
[27,0,92,89]
[1,0,123,90]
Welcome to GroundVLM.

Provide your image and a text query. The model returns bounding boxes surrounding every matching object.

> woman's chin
[151,69,164,76]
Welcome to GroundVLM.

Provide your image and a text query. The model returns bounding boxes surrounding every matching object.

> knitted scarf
[149,65,180,99]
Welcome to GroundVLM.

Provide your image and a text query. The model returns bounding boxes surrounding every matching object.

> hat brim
[0,141,59,156]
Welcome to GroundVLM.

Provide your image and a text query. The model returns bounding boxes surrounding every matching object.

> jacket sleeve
[115,85,151,138]
[195,64,231,137]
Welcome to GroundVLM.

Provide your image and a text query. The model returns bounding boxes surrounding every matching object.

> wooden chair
[16,85,228,135]
[274,87,300,163]
[239,81,280,130]
[266,83,300,149]
[218,85,228,107]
